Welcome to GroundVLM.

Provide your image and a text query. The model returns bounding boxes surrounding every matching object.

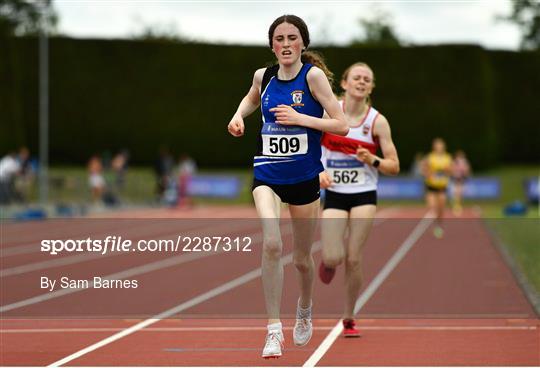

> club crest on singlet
[291,90,304,107]
[362,123,370,135]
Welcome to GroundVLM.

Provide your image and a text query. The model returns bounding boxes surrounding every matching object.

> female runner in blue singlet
[227,15,348,359]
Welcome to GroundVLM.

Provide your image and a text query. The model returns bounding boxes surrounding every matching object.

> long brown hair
[268,15,334,85]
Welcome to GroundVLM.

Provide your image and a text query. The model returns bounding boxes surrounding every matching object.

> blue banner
[187,175,242,198]
[376,177,501,200]
[184,175,502,200]
[452,177,501,199]
[378,178,425,199]
[525,177,539,203]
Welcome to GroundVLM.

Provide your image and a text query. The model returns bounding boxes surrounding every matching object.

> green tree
[130,21,187,43]
[350,10,401,47]
[502,0,540,50]
[0,0,57,36]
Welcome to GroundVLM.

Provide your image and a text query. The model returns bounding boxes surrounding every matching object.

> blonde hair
[341,62,375,104]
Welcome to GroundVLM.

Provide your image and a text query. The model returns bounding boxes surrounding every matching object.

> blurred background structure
[1,0,538,206]
[0,2,537,200]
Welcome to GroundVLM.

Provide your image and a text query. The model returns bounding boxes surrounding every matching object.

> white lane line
[1,244,38,257]
[19,208,397,366]
[2,325,536,333]
[1,252,112,277]
[47,241,320,367]
[303,214,433,368]
[0,227,276,313]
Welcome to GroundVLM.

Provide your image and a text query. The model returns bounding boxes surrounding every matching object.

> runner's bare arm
[270,67,348,135]
[227,68,265,137]
[357,114,399,176]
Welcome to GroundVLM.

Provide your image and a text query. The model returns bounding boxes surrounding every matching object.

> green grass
[25,167,157,204]
[478,165,539,294]
[23,166,255,205]
[484,218,540,293]
[463,165,540,294]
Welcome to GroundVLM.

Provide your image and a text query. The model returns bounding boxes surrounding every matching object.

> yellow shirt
[425,152,452,188]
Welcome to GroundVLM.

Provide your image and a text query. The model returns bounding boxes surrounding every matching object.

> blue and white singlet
[254,63,324,184]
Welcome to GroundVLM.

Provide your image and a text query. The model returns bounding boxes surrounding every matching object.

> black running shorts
[323,189,377,211]
[252,176,320,205]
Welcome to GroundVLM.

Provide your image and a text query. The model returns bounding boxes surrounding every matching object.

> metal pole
[38,1,49,204]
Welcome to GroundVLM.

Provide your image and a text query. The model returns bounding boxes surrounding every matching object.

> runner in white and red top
[321,101,380,194]
[318,62,400,337]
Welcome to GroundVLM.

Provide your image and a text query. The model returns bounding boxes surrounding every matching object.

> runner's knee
[293,254,313,273]
[346,257,361,271]
[323,254,343,268]
[263,237,282,260]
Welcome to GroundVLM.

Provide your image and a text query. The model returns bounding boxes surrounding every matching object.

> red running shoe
[342,319,360,338]
[318,262,336,284]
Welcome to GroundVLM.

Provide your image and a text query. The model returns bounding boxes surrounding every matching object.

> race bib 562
[327,159,366,185]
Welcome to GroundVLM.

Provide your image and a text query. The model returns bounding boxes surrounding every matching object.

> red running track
[0,205,538,366]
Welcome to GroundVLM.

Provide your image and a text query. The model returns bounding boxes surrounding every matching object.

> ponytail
[301,50,334,87]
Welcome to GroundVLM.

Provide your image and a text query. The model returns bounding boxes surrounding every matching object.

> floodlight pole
[38,0,49,204]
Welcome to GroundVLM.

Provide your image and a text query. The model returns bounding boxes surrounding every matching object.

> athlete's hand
[356,147,373,165]
[228,115,245,137]
[270,104,302,126]
[319,171,333,189]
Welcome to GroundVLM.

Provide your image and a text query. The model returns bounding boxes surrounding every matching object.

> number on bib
[262,134,308,156]
[330,169,365,185]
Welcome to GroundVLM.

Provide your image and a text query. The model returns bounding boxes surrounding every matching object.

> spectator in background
[88,155,105,203]
[111,149,129,191]
[410,152,424,178]
[0,151,22,204]
[15,146,33,202]
[451,149,471,215]
[177,153,197,207]
[154,147,174,202]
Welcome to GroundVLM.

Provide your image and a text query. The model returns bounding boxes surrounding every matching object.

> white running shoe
[293,302,313,346]
[262,330,284,359]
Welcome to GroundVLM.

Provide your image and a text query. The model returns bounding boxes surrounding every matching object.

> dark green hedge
[2,37,539,169]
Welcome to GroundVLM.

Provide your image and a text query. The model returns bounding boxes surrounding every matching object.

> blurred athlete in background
[422,137,452,238]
